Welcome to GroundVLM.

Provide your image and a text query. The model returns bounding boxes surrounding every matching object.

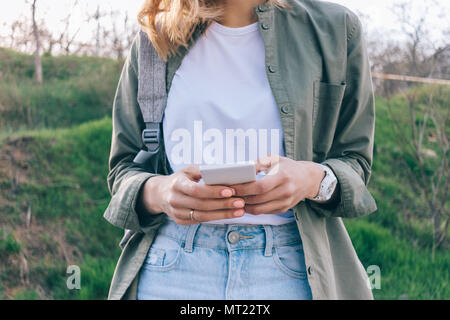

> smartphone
[200,161,257,186]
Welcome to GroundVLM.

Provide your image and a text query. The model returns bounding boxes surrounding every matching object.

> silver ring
[189,209,196,221]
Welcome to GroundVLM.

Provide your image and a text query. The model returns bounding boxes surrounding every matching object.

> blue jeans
[137,217,312,300]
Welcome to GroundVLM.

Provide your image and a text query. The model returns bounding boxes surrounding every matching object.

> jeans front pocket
[273,242,308,279]
[142,235,182,272]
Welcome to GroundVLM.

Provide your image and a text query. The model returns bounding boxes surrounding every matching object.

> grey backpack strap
[133,30,167,171]
[126,32,168,243]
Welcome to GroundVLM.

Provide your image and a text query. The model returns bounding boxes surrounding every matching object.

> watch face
[314,165,337,201]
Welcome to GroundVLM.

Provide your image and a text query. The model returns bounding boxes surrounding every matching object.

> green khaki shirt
[104,0,377,300]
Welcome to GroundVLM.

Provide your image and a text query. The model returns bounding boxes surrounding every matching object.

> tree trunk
[95,5,101,56]
[32,0,43,84]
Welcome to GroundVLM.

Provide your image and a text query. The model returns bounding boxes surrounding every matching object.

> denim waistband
[155,217,302,257]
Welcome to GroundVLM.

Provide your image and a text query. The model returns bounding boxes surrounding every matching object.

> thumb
[182,165,202,181]
[255,155,280,174]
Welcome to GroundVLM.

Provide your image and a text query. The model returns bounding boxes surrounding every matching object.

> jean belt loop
[184,223,200,253]
[263,225,274,257]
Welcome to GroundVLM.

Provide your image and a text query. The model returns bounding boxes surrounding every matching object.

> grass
[343,91,450,299]
[0,229,22,258]
[0,118,122,300]
[0,48,122,132]
[345,219,449,299]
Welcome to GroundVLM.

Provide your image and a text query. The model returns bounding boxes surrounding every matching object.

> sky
[0,0,448,46]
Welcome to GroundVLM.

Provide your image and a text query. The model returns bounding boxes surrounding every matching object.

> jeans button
[227,231,240,244]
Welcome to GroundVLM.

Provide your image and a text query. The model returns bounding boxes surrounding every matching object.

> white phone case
[200,162,256,186]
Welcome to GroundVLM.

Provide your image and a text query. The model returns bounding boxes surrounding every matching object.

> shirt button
[261,23,270,30]
[268,65,276,73]
[307,266,313,275]
[257,4,265,12]
[281,105,290,114]
[227,231,240,244]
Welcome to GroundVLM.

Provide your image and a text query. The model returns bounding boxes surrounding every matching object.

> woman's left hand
[231,156,326,215]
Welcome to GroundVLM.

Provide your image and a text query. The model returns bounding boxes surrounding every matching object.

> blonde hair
[138,0,290,61]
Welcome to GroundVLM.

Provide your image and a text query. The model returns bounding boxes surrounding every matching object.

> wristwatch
[311,164,338,203]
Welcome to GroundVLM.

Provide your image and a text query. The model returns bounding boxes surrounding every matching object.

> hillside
[0,48,122,133]
[0,49,448,299]
[0,118,122,299]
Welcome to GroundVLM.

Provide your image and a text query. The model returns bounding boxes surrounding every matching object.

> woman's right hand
[138,165,246,225]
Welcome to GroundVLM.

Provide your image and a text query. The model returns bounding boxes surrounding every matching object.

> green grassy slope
[0,118,122,299]
[345,90,450,299]
[0,48,122,133]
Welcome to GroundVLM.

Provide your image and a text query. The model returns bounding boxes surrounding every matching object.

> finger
[231,173,282,197]
[189,208,246,222]
[245,199,292,215]
[176,178,236,199]
[169,194,245,211]
[243,184,295,205]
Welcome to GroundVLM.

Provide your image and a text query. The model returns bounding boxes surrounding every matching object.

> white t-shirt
[163,21,295,225]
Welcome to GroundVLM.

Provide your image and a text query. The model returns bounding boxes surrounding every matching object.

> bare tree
[0,14,34,54]
[82,6,138,58]
[31,0,43,84]
[59,0,81,55]
[44,29,60,55]
[374,1,450,253]
[368,1,449,97]
[8,21,20,48]
[105,10,137,60]
[2,1,139,60]
[386,85,449,254]
[93,5,106,56]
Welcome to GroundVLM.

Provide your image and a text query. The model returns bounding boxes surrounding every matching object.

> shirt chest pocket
[312,81,347,159]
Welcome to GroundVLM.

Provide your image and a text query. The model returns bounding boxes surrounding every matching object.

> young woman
[104,0,378,300]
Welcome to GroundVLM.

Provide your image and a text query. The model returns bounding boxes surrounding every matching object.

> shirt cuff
[104,172,163,232]
[306,158,377,219]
